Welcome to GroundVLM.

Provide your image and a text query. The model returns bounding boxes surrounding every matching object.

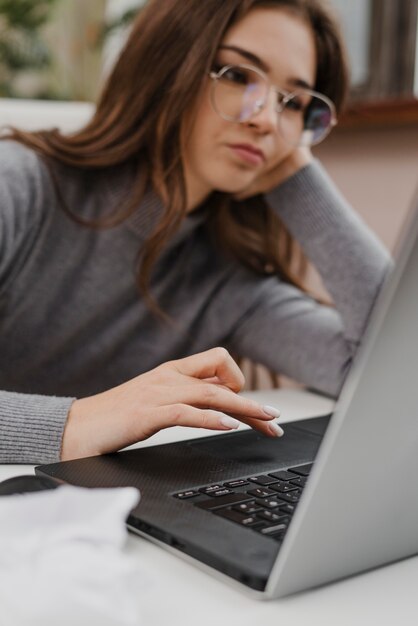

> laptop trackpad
[187,415,331,468]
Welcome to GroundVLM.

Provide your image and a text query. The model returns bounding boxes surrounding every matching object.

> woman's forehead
[220,7,317,89]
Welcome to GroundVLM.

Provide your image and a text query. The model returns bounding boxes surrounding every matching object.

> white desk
[1,388,417,625]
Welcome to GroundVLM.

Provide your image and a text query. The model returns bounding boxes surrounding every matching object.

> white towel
[0,485,147,626]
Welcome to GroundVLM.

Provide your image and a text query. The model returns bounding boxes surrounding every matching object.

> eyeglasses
[209,63,337,147]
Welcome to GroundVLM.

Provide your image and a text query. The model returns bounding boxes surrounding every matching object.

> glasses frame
[208,63,338,146]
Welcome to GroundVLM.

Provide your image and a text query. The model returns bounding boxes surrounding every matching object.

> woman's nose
[244,89,278,133]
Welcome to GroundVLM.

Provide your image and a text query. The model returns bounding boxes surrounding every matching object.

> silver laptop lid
[268,185,418,598]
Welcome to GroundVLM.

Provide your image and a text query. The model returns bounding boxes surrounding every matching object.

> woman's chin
[213,176,257,196]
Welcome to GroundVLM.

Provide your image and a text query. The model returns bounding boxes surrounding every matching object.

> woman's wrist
[61,397,97,461]
[273,147,313,186]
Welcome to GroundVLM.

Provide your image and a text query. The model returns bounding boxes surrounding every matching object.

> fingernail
[219,416,240,430]
[263,405,281,419]
[269,421,284,437]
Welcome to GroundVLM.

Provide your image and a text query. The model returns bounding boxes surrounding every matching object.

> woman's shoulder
[0,139,53,246]
[0,138,48,182]
[0,139,52,209]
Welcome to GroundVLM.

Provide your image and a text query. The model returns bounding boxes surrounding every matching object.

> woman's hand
[234,146,313,201]
[61,347,283,461]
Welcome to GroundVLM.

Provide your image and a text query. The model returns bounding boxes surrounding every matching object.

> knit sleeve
[0,140,74,463]
[0,140,47,291]
[0,391,74,464]
[225,160,392,397]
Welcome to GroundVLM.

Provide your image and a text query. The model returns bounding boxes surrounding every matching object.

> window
[331,0,418,102]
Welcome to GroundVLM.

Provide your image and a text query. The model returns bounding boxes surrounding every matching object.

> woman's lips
[228,144,265,166]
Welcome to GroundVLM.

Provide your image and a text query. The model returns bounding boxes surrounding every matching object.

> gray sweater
[0,140,390,464]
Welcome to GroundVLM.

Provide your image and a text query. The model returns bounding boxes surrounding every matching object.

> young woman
[0,0,390,464]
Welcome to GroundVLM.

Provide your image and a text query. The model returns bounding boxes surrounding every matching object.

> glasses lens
[279,91,334,147]
[211,65,268,122]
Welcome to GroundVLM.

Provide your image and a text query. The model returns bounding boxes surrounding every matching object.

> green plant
[0,0,58,97]
[100,2,147,45]
[102,7,139,41]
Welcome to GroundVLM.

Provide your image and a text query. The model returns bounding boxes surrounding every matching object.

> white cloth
[0,485,148,626]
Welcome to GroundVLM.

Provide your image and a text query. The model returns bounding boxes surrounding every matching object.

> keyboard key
[247,487,277,498]
[289,476,306,487]
[215,509,261,527]
[257,510,287,523]
[280,503,296,514]
[233,502,262,514]
[223,479,249,488]
[260,522,289,535]
[276,491,300,504]
[199,484,224,495]
[248,475,279,486]
[269,481,299,493]
[209,489,234,497]
[268,470,298,481]
[288,463,313,476]
[255,497,285,509]
[174,490,199,499]
[196,492,253,510]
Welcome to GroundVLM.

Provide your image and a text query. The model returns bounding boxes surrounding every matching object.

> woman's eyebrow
[218,44,270,72]
[218,45,313,90]
[287,77,314,90]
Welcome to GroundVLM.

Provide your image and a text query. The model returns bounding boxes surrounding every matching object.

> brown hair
[4,0,349,315]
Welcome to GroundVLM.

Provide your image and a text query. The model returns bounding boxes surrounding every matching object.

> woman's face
[182,7,317,209]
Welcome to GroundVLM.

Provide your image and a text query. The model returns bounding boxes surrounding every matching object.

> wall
[315,124,418,252]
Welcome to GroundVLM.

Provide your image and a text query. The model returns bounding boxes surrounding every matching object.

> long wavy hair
[4,0,349,315]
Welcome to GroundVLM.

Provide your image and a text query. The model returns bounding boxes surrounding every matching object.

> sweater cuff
[0,391,75,464]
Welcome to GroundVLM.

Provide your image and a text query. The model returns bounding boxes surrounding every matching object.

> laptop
[36,186,418,599]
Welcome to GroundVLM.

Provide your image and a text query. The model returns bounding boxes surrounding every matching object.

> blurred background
[0,0,145,101]
[1,0,417,106]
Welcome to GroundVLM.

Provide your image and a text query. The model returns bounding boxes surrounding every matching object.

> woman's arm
[0,349,283,464]
[266,159,392,326]
[0,391,74,464]
[225,158,392,397]
[0,141,76,463]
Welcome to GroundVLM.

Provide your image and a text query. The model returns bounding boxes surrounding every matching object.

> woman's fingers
[165,349,282,424]
[229,413,284,438]
[171,347,245,393]
[61,347,284,462]
[147,380,281,424]
[140,405,283,440]
[177,381,281,423]
[141,405,242,438]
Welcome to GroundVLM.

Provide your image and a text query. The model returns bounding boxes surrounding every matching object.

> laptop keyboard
[173,463,313,543]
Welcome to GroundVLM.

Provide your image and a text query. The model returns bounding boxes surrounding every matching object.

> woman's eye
[222,68,249,85]
[284,98,304,112]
